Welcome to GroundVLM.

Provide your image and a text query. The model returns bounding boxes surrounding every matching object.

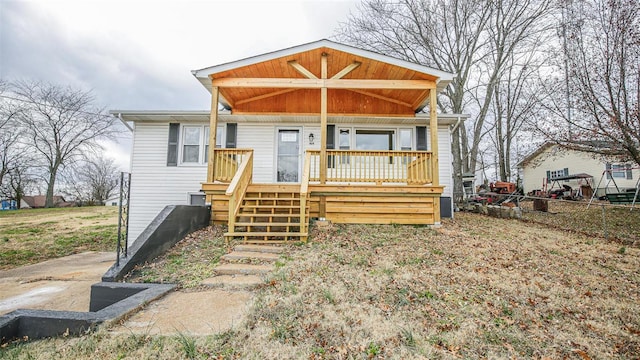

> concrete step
[214,263,273,276]
[201,274,264,290]
[221,251,279,262]
[234,244,284,254]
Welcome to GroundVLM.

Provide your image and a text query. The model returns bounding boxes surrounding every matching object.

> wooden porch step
[238,211,307,216]
[244,197,300,201]
[225,232,308,238]
[235,222,301,227]
[241,205,303,209]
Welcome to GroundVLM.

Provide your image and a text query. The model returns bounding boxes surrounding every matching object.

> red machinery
[490,181,517,194]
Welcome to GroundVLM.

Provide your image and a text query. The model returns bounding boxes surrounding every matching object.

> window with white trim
[215,125,224,148]
[182,126,201,163]
[355,129,395,150]
[180,125,226,165]
[611,163,628,178]
[399,129,412,151]
[549,168,568,179]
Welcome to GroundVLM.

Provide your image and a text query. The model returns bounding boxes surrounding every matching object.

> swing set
[587,166,640,209]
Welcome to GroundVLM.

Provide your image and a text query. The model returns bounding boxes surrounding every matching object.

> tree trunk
[451,126,464,204]
[45,167,57,208]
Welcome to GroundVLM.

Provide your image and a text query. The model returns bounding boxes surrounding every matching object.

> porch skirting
[204,183,443,226]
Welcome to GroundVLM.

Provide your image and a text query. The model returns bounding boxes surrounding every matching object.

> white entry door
[277,129,300,182]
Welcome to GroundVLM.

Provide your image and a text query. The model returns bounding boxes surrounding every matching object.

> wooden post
[319,54,328,217]
[207,85,220,183]
[429,89,441,223]
[319,54,328,185]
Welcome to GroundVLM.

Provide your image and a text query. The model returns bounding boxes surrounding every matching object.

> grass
[2,212,639,359]
[519,199,640,245]
[0,207,118,269]
[122,226,230,288]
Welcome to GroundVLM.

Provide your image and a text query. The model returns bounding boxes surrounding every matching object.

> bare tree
[538,0,639,165]
[1,160,37,209]
[61,155,120,205]
[11,81,120,207]
[0,81,25,187]
[337,0,554,200]
[488,47,547,181]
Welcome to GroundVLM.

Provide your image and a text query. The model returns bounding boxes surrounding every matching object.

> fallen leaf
[572,349,591,360]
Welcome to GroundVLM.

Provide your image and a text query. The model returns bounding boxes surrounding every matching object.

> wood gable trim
[210,77,437,90]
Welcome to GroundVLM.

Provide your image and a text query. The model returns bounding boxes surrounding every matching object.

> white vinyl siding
[236,123,275,183]
[435,126,454,198]
[128,122,208,242]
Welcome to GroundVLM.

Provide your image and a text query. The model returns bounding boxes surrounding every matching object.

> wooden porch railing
[307,150,432,185]
[210,149,253,183]
[225,151,253,236]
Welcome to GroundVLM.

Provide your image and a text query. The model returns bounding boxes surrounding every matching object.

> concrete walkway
[0,252,115,315]
[1,246,284,336]
[110,244,283,335]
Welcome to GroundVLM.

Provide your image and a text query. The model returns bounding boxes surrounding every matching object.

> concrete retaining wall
[102,205,210,282]
[0,283,174,344]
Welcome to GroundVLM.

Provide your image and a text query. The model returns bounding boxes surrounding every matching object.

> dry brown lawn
[0,207,117,269]
[518,199,640,245]
[2,212,639,359]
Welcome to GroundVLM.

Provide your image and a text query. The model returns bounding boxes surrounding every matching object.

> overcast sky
[0,0,359,170]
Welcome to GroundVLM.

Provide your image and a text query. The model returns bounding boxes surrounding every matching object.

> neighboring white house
[113,111,467,241]
[518,142,639,196]
[104,197,121,207]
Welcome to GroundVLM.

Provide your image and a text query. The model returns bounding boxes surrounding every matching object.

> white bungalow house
[518,142,639,197]
[112,40,469,243]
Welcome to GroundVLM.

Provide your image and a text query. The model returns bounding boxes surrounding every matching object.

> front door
[277,129,300,182]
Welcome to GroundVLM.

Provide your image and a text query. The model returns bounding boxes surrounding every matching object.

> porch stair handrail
[225,150,253,239]
[299,152,312,241]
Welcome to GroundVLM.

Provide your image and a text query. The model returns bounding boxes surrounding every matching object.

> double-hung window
[168,124,233,166]
[181,125,223,165]
[399,129,412,151]
[608,163,632,179]
[182,126,202,163]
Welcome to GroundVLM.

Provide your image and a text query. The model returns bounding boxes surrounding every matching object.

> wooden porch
[202,148,443,243]
[194,40,454,243]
